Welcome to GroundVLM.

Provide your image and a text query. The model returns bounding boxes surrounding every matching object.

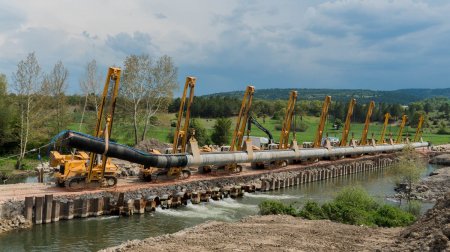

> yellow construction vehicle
[221,85,255,173]
[396,115,408,144]
[251,90,297,169]
[360,101,375,145]
[141,77,196,181]
[413,114,424,142]
[279,91,298,149]
[339,98,356,147]
[312,96,331,148]
[51,67,121,189]
[378,113,391,144]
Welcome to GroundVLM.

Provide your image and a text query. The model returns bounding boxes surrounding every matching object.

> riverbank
[103,192,450,252]
[103,214,401,252]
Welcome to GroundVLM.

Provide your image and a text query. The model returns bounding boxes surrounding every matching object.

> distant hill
[205,88,450,104]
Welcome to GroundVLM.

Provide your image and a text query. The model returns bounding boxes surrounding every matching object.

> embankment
[0,154,397,234]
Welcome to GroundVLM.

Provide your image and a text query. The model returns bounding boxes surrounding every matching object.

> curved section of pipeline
[59,131,428,169]
[62,131,188,168]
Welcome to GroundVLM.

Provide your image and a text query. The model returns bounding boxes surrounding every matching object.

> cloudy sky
[1,0,449,95]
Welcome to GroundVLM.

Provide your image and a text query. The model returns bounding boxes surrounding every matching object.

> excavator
[339,98,357,147]
[413,114,424,142]
[312,96,331,148]
[140,77,196,181]
[396,115,408,144]
[360,101,375,145]
[378,113,391,144]
[50,67,121,189]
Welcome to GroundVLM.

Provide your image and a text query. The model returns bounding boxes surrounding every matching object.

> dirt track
[0,154,393,203]
[102,215,401,252]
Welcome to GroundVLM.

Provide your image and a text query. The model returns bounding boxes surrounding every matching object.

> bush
[298,186,416,227]
[259,200,298,216]
[297,121,309,132]
[373,205,415,227]
[298,201,326,220]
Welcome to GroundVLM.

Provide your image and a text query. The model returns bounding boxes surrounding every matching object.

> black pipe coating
[64,131,188,168]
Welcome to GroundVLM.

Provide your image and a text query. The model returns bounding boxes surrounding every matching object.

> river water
[0,164,438,252]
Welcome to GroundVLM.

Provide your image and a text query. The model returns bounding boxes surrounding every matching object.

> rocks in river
[0,215,31,234]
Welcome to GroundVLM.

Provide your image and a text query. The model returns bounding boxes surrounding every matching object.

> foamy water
[243,192,301,200]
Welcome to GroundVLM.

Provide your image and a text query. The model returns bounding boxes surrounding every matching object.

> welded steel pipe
[61,131,428,169]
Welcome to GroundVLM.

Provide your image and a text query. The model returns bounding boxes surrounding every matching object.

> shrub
[373,205,415,227]
[298,201,326,220]
[259,200,298,216]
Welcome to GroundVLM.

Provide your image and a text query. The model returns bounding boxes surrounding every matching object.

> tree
[211,118,232,146]
[142,55,177,141]
[121,54,152,145]
[79,59,102,132]
[121,54,178,145]
[43,60,68,133]
[391,145,426,202]
[0,74,14,153]
[12,52,41,169]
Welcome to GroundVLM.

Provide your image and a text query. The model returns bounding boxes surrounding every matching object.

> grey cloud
[154,13,167,19]
[105,31,158,56]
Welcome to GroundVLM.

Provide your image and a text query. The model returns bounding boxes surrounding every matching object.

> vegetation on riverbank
[259,186,416,227]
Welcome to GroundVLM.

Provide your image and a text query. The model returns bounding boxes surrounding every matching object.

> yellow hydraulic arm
[87,67,121,183]
[360,101,375,145]
[413,114,424,142]
[378,113,391,144]
[339,98,356,147]
[396,115,408,144]
[173,77,196,154]
[279,91,298,149]
[313,96,331,148]
[230,86,255,151]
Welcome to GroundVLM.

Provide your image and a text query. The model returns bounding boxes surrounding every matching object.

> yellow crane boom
[313,96,331,148]
[173,77,196,154]
[279,91,298,149]
[340,98,356,147]
[230,85,255,151]
[413,114,424,142]
[360,101,375,145]
[378,113,391,144]
[396,115,408,143]
[87,67,121,183]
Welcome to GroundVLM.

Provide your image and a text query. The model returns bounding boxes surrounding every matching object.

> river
[0,164,438,252]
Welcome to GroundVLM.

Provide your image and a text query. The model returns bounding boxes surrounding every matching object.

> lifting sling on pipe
[339,98,356,147]
[360,101,375,145]
[313,96,331,148]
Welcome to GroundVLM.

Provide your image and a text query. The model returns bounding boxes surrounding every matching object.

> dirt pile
[134,139,170,153]
[0,215,31,234]
[102,215,400,252]
[389,192,450,251]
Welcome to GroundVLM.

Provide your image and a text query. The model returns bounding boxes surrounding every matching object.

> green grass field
[67,112,449,146]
